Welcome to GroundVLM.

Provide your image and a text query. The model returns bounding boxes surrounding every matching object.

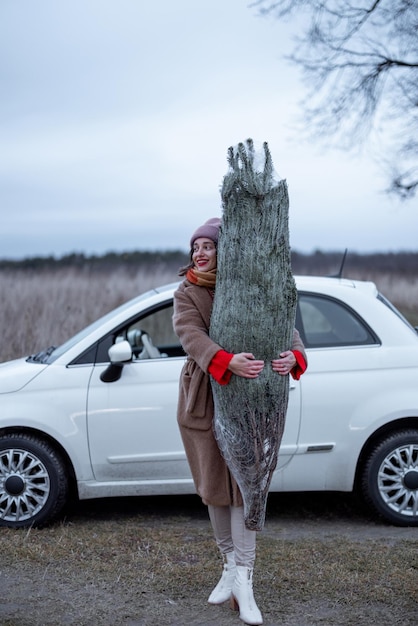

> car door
[273,376,302,469]
[86,302,190,483]
[86,296,302,484]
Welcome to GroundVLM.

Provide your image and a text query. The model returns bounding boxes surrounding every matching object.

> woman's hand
[228,353,265,378]
[271,350,296,376]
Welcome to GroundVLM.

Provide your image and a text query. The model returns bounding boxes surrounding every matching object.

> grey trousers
[208,504,256,568]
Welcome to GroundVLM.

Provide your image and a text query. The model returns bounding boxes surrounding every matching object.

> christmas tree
[210,139,297,530]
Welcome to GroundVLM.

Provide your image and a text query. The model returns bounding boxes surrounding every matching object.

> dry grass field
[0,264,417,363]
[0,266,179,363]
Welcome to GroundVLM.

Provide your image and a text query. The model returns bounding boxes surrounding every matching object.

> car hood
[0,358,48,394]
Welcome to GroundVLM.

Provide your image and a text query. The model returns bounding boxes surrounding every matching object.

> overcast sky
[1,0,416,260]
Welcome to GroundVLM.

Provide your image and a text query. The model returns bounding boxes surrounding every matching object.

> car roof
[294,275,378,297]
[152,276,378,296]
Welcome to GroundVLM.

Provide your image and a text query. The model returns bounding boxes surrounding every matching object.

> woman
[173,217,307,625]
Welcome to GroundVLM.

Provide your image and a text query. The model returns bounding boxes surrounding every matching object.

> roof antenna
[330,248,348,278]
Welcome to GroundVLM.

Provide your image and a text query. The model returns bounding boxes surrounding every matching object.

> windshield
[26,345,57,364]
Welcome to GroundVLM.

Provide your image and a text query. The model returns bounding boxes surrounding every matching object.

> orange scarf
[186,267,217,288]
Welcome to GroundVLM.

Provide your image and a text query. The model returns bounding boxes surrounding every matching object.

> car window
[52,288,162,364]
[91,302,185,363]
[126,303,184,359]
[298,293,379,348]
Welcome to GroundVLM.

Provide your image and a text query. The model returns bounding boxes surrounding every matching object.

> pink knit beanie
[190,217,221,247]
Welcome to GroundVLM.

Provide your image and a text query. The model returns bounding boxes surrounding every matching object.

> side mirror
[100,340,133,383]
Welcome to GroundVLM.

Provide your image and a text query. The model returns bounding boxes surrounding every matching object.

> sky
[1,0,416,260]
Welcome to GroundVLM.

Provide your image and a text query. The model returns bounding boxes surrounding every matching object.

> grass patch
[1,506,417,625]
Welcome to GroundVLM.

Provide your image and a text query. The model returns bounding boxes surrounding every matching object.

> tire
[0,433,69,528]
[361,429,418,526]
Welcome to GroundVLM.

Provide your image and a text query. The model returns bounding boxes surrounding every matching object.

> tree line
[1,249,417,277]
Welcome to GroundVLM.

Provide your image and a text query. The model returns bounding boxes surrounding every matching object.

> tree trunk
[210,139,297,530]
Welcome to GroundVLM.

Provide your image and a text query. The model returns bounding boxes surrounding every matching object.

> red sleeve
[290,350,307,380]
[208,349,234,385]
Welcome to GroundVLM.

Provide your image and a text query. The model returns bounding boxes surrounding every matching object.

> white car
[1,276,418,529]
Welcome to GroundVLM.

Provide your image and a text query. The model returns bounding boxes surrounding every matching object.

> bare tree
[252,0,418,199]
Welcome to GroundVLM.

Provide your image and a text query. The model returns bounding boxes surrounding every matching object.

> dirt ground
[1,492,417,626]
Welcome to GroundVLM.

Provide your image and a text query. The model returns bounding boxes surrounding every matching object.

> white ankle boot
[230,566,263,625]
[208,551,236,604]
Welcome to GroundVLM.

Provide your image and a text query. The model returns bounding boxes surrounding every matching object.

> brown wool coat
[173,278,306,508]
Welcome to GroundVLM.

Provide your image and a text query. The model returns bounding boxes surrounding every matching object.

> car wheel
[361,429,418,526]
[0,433,69,528]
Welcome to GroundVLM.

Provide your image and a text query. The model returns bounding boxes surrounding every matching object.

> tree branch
[252,0,418,198]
